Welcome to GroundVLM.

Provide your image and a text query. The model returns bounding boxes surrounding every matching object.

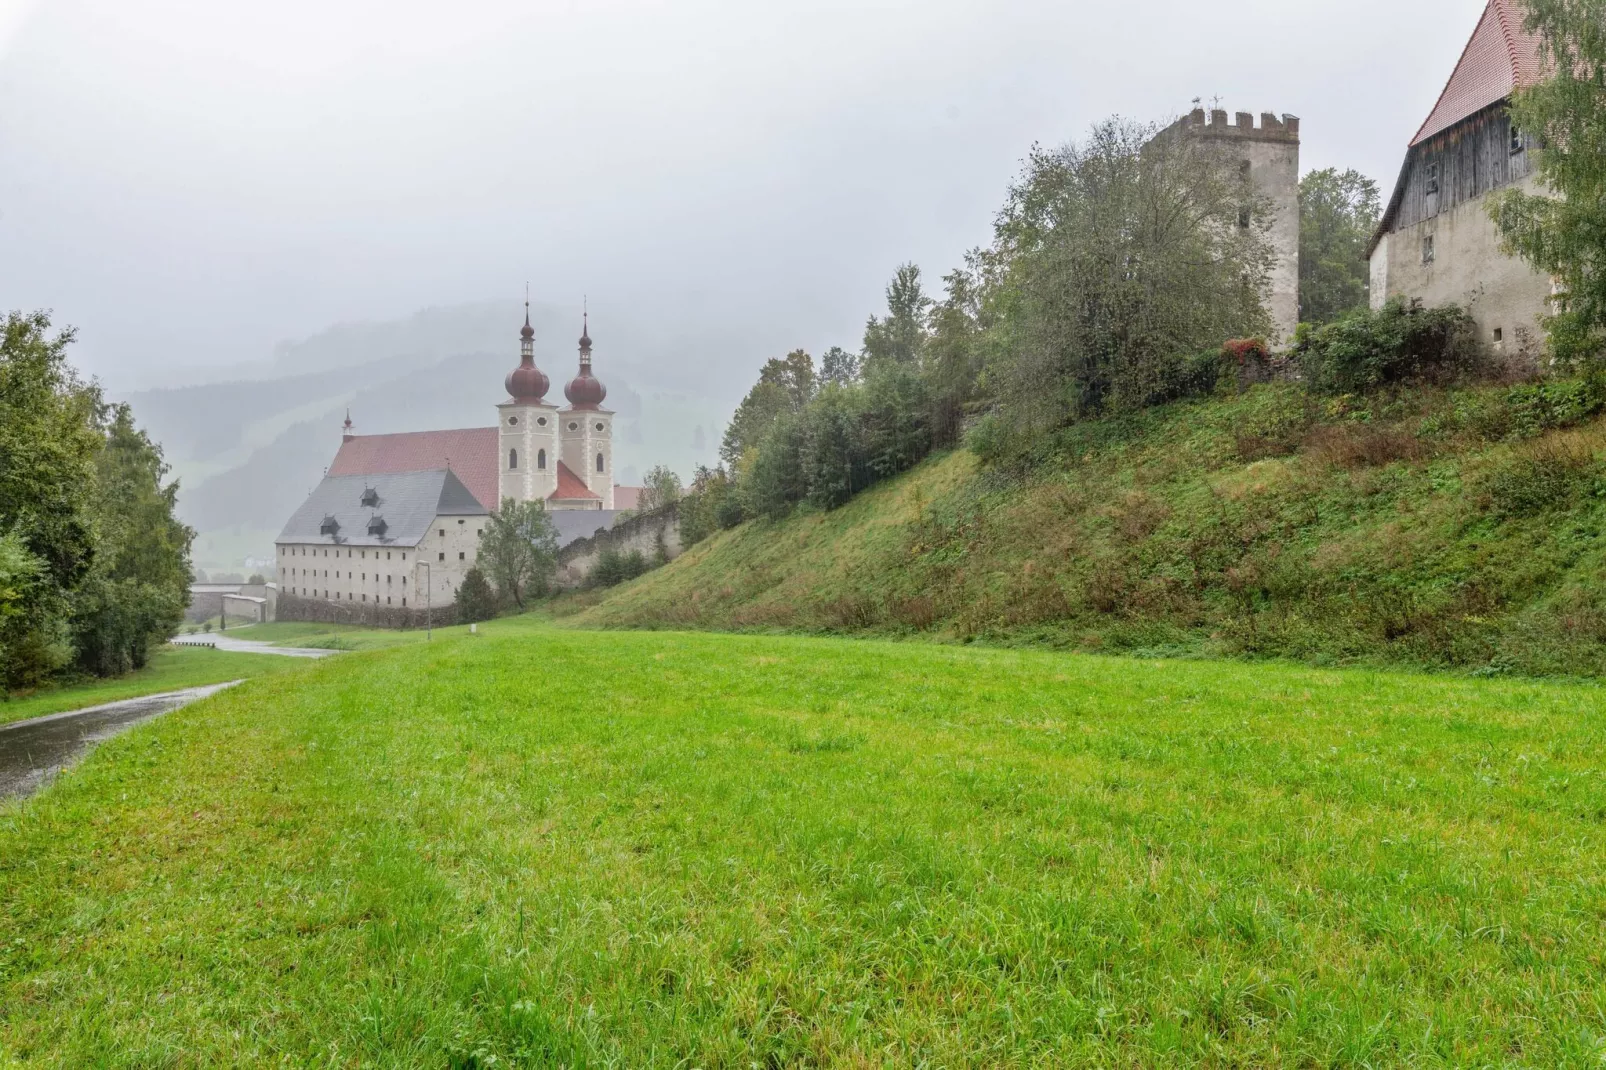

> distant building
[275,305,645,617]
[1162,107,1303,344]
[1368,0,1554,355]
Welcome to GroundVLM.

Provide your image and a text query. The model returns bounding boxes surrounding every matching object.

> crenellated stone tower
[1166,107,1302,345]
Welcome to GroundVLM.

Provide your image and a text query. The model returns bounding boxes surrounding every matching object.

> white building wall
[497,401,560,506]
[274,513,486,611]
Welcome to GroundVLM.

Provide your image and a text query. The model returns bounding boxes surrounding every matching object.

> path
[0,682,240,801]
[171,635,336,659]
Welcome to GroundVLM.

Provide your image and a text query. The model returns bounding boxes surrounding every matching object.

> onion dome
[564,311,607,409]
[505,303,549,402]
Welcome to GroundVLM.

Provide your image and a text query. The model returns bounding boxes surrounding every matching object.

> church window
[508,416,519,426]
[595,422,604,432]
[510,449,518,470]
[537,417,547,426]
[597,452,605,472]
[568,421,578,431]
[537,449,546,469]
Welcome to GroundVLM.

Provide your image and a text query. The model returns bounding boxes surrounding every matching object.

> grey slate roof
[276,469,486,548]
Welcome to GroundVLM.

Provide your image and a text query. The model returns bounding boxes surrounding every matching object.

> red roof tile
[328,427,499,512]
[1412,0,1544,146]
[549,460,600,501]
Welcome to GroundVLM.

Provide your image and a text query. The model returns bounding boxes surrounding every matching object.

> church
[274,306,641,616]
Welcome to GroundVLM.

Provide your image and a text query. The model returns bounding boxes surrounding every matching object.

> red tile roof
[1412,0,1544,146]
[549,460,600,501]
[612,485,642,511]
[328,427,499,512]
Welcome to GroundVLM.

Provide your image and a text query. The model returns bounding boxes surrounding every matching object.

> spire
[578,296,592,367]
[342,408,354,442]
[519,283,534,356]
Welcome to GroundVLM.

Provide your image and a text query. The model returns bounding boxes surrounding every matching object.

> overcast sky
[1,0,1489,394]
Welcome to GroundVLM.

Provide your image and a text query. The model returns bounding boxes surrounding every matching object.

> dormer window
[367,515,388,537]
[360,487,379,508]
[1425,161,1439,195]
[319,515,340,536]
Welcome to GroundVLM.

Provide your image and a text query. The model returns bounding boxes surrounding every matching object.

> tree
[925,263,986,447]
[454,566,499,623]
[820,346,861,386]
[862,264,932,371]
[69,404,194,676]
[479,499,559,608]
[1492,1,1606,365]
[800,385,865,510]
[742,413,807,520]
[0,311,101,688]
[719,350,817,468]
[982,118,1275,442]
[638,464,683,512]
[1299,168,1382,325]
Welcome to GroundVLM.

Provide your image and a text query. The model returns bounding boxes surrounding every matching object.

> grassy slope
[3,620,1605,1065]
[0,645,306,726]
[576,383,1606,676]
[219,620,445,651]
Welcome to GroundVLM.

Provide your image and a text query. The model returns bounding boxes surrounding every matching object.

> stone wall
[555,502,683,588]
[276,591,458,629]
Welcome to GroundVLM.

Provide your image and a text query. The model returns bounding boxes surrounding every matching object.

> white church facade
[274,306,638,615]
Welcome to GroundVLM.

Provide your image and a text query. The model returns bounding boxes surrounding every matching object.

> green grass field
[0,644,307,727]
[218,619,450,652]
[3,620,1605,1065]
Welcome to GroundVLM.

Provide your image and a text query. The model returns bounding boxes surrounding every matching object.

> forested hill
[571,379,1606,678]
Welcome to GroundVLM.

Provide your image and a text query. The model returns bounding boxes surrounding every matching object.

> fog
[5,0,1483,398]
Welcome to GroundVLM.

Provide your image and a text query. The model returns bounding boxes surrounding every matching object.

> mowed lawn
[2,624,1605,1066]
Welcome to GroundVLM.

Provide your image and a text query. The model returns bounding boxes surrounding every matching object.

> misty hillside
[119,302,734,572]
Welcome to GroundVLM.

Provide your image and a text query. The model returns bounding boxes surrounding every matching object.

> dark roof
[1413,0,1543,146]
[277,469,487,548]
[328,427,499,514]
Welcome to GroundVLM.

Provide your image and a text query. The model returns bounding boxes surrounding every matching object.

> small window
[1238,207,1251,229]
[509,448,518,470]
[508,416,519,426]
[439,529,445,537]
[1493,327,1504,343]
[1425,161,1439,195]
[439,552,445,562]
[537,417,547,426]
[1422,235,1435,264]
[360,487,379,508]
[538,448,546,469]
[1510,125,1523,155]
[402,597,407,607]
[597,452,605,472]
[595,421,605,432]
[568,421,579,431]
[319,515,339,536]
[459,551,466,561]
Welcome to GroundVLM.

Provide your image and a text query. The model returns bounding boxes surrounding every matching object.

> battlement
[1176,107,1300,143]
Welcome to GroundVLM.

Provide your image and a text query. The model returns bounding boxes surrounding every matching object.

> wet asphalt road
[171,635,335,658]
[0,682,241,801]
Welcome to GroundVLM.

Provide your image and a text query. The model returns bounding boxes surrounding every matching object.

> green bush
[454,567,499,623]
[1478,439,1600,518]
[1297,299,1482,395]
[590,547,652,589]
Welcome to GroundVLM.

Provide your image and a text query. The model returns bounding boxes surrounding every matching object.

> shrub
[1478,438,1599,518]
[1304,424,1431,469]
[1297,299,1483,395]
[454,567,499,623]
[590,547,652,589]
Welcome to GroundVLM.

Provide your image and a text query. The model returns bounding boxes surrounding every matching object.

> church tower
[496,302,560,507]
[559,310,614,509]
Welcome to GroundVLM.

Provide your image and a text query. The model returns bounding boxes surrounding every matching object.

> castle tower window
[538,448,546,469]
[1422,235,1436,264]
[597,452,605,472]
[509,448,518,470]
